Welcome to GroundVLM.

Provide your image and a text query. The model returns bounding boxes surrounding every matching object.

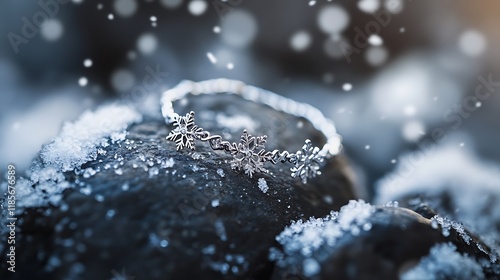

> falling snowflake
[166,111,198,151]
[291,140,324,184]
[230,130,269,178]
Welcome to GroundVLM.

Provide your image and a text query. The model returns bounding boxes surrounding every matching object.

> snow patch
[401,243,484,280]
[272,200,375,277]
[41,104,142,172]
[376,144,500,252]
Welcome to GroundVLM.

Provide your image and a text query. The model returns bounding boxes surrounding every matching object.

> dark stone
[272,206,500,280]
[1,94,357,279]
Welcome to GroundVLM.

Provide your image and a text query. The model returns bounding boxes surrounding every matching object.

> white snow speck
[368,34,383,46]
[358,0,380,13]
[366,46,389,66]
[114,0,138,17]
[110,69,135,92]
[342,83,352,91]
[40,19,64,42]
[83,59,93,68]
[41,104,142,172]
[317,5,350,34]
[290,30,312,52]
[220,10,257,48]
[188,0,207,16]
[211,199,220,207]
[258,178,269,193]
[217,168,225,178]
[402,121,425,142]
[207,52,217,64]
[458,30,486,57]
[137,33,158,55]
[78,77,88,87]
[161,158,175,168]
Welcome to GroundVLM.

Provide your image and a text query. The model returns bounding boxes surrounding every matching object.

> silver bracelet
[161,79,342,184]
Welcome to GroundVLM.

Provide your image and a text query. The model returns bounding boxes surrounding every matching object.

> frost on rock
[430,215,471,244]
[257,178,269,193]
[376,143,500,252]
[401,243,485,280]
[271,200,375,277]
[41,104,142,172]
[11,104,142,210]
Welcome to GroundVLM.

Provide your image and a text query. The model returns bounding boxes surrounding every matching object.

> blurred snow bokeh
[376,141,500,251]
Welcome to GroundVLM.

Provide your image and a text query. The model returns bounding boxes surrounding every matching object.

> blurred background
[1,0,500,199]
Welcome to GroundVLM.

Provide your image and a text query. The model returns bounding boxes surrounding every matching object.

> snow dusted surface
[11,104,141,209]
[271,200,375,277]
[41,104,142,172]
[401,243,485,280]
[376,144,500,251]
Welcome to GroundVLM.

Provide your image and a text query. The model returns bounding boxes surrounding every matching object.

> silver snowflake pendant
[230,130,270,178]
[291,139,324,184]
[165,112,328,183]
[166,111,198,151]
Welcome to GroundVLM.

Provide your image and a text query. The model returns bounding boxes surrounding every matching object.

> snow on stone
[401,243,484,280]
[375,143,500,252]
[258,178,269,193]
[41,104,142,172]
[272,200,375,277]
[430,215,471,245]
[6,104,142,211]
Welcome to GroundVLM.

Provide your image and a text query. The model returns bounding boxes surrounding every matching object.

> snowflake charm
[166,111,198,151]
[230,130,270,178]
[291,139,324,184]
